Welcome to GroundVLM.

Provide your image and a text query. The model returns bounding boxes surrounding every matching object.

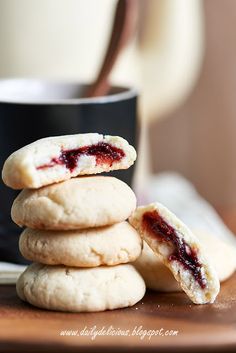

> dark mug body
[0,79,137,264]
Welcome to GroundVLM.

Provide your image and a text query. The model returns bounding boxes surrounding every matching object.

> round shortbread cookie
[134,232,235,292]
[129,202,220,304]
[19,222,142,267]
[16,263,146,312]
[2,133,136,189]
[192,229,236,282]
[11,176,136,230]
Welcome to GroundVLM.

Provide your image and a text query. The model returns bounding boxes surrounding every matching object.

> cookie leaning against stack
[2,133,145,312]
[129,202,220,304]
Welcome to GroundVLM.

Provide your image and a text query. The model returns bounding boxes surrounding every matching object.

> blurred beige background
[0,0,235,209]
[151,0,236,208]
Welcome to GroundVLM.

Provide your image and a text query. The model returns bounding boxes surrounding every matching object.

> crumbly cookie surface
[135,232,235,292]
[19,222,142,267]
[12,176,136,230]
[16,263,146,312]
[129,202,220,304]
[2,133,136,189]
[134,241,181,292]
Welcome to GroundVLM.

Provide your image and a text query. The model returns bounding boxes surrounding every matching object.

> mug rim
[0,78,138,105]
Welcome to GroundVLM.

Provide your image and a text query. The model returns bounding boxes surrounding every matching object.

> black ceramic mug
[0,79,137,264]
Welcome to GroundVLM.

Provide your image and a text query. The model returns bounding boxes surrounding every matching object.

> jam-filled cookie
[134,232,235,293]
[134,241,181,292]
[11,176,136,230]
[16,263,146,312]
[19,222,142,267]
[129,202,220,304]
[2,133,136,189]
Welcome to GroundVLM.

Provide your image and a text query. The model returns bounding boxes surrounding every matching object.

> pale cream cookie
[16,263,146,312]
[11,176,136,230]
[19,222,142,267]
[2,133,136,189]
[192,229,236,282]
[134,232,235,292]
[129,202,220,304]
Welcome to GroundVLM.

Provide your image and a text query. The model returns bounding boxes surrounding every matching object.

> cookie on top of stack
[2,133,145,312]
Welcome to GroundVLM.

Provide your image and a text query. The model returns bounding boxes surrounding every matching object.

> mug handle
[85,0,138,98]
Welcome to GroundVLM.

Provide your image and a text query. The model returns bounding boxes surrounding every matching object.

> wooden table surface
[1,210,236,353]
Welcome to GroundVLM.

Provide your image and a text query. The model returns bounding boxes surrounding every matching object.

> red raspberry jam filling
[37,142,125,172]
[142,211,206,289]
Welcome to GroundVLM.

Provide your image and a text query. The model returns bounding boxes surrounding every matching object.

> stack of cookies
[2,133,145,312]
